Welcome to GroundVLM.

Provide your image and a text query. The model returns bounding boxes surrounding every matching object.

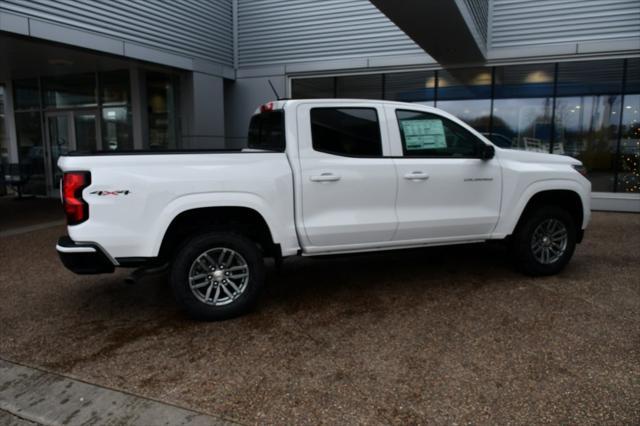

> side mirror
[480,144,495,160]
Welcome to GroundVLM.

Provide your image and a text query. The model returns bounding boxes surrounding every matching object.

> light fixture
[626,105,632,109]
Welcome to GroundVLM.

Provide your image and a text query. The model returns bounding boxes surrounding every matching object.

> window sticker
[401,119,447,150]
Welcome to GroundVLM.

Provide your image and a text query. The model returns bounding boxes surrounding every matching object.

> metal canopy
[369,0,486,66]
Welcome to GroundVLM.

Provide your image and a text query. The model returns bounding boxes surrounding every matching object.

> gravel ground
[0,212,638,425]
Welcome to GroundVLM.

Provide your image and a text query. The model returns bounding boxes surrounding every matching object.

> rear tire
[511,205,577,276]
[170,232,265,320]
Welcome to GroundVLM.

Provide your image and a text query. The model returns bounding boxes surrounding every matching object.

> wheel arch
[148,193,291,260]
[509,188,585,240]
[496,180,589,240]
[157,206,280,261]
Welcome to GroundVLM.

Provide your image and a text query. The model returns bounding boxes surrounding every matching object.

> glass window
[384,71,436,104]
[492,64,555,150]
[494,64,555,98]
[617,58,640,193]
[336,74,382,99]
[15,111,46,195]
[554,60,625,192]
[102,107,133,151]
[396,110,480,158]
[248,110,285,152]
[310,108,382,157]
[436,68,493,132]
[557,60,624,96]
[147,71,179,150]
[436,99,492,133]
[554,95,621,191]
[74,113,98,153]
[0,85,7,165]
[100,70,130,105]
[437,68,492,100]
[617,94,640,193]
[292,77,334,99]
[13,79,40,111]
[42,73,97,108]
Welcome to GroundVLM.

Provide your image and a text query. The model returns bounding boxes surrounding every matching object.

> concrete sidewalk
[0,358,235,426]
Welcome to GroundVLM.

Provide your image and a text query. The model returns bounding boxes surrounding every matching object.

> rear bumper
[56,236,115,274]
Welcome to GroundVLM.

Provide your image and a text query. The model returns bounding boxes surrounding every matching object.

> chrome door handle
[310,173,341,182]
[403,171,429,181]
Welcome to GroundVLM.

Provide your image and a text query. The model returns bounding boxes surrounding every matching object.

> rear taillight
[62,172,91,225]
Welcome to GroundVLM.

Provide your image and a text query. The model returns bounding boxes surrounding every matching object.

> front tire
[170,232,265,320]
[511,206,577,276]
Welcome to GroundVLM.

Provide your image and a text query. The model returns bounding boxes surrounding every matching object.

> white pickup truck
[57,99,591,320]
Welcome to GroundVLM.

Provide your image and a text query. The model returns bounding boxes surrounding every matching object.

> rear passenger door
[296,103,398,250]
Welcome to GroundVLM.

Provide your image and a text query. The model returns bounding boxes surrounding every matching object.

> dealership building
[0,0,639,211]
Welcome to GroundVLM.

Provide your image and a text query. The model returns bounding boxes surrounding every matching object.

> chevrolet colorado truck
[56,99,591,320]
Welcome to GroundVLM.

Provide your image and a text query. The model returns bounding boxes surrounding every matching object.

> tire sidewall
[513,206,577,276]
[170,232,265,320]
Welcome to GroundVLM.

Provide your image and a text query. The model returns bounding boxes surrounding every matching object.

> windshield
[248,110,285,152]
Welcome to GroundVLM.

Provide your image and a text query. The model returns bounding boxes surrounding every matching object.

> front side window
[396,110,481,158]
[310,108,382,157]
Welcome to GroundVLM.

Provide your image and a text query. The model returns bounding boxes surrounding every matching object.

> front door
[389,107,502,242]
[45,111,98,196]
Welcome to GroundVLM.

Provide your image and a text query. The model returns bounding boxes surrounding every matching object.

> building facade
[0,0,639,211]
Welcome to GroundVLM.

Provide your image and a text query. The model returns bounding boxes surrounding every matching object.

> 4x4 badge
[90,190,131,196]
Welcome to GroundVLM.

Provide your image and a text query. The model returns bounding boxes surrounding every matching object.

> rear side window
[310,108,382,157]
[248,110,285,151]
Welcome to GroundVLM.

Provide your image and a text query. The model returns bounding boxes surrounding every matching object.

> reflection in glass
[436,68,492,132]
[43,73,97,108]
[102,107,133,151]
[48,115,72,191]
[437,68,492,100]
[491,64,554,150]
[336,74,382,99]
[15,111,46,195]
[554,95,621,192]
[100,70,130,105]
[14,79,40,111]
[147,72,178,150]
[617,94,640,193]
[0,86,7,165]
[74,113,97,153]
[491,99,553,150]
[557,60,624,96]
[384,71,436,104]
[292,77,334,99]
[436,99,492,133]
[494,64,554,98]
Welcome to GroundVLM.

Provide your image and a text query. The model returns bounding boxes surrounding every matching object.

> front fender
[493,179,591,238]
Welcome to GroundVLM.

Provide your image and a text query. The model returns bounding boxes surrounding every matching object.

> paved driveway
[0,211,638,424]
